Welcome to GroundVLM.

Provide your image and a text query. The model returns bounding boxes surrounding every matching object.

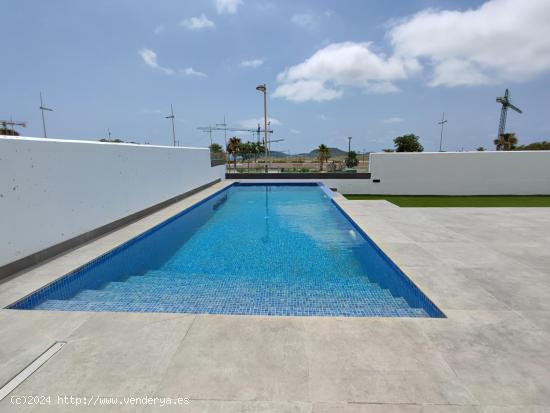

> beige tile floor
[1,182,549,412]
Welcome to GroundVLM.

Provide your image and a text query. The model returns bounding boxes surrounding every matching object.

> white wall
[0,136,224,267]
[364,151,550,195]
[234,152,550,195]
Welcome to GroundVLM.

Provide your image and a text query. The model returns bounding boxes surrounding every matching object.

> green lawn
[344,195,550,207]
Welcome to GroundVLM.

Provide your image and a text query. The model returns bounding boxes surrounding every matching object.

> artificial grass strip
[343,195,550,207]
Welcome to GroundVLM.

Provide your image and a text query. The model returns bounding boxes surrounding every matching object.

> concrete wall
[364,151,550,195]
[232,151,550,195]
[0,136,224,267]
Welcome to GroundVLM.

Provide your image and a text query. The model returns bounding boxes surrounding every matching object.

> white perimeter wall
[363,151,550,195]
[0,136,224,267]
[249,152,550,195]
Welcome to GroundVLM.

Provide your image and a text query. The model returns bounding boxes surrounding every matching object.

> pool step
[60,269,415,314]
[34,299,429,317]
[68,288,412,309]
[34,268,431,317]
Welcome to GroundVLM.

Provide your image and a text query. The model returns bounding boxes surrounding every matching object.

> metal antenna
[39,92,53,138]
[496,89,522,142]
[1,119,27,135]
[215,115,228,147]
[437,113,448,152]
[197,124,273,146]
[165,104,176,147]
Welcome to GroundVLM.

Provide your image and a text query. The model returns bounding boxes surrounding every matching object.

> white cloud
[291,13,315,28]
[274,0,550,100]
[273,80,342,102]
[273,42,418,102]
[181,67,207,78]
[181,14,215,30]
[139,48,205,79]
[138,48,174,75]
[389,0,550,87]
[239,117,282,129]
[240,58,264,68]
[383,117,404,124]
[290,128,301,134]
[216,0,242,14]
[317,114,329,121]
[153,25,164,35]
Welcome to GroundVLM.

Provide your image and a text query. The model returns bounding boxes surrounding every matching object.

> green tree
[476,146,486,151]
[0,127,19,136]
[494,133,517,151]
[226,137,242,171]
[99,138,138,144]
[317,144,331,171]
[514,140,550,150]
[345,150,358,168]
[209,143,223,153]
[382,148,395,153]
[393,134,423,152]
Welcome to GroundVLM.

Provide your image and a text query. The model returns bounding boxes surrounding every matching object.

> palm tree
[494,133,518,151]
[253,142,265,163]
[226,137,242,171]
[317,144,331,172]
[240,142,255,172]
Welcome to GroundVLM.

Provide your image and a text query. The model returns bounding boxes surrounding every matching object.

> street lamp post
[256,84,268,172]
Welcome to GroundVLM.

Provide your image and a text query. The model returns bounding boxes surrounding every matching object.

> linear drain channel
[0,341,66,401]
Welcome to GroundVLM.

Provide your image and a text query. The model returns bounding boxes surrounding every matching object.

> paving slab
[400,266,508,311]
[8,312,195,397]
[0,310,90,387]
[1,188,550,411]
[156,315,309,402]
[313,404,481,413]
[302,317,476,405]
[417,310,550,406]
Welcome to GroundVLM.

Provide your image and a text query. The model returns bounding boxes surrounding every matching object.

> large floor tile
[0,310,90,387]
[401,266,509,311]
[419,310,550,406]
[375,243,442,267]
[415,241,520,269]
[313,404,480,413]
[518,310,550,333]
[145,400,312,413]
[157,315,309,402]
[461,268,550,311]
[303,317,476,405]
[10,312,195,397]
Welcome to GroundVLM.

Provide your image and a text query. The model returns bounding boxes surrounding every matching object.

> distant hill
[269,150,289,158]
[270,147,348,158]
[297,147,347,158]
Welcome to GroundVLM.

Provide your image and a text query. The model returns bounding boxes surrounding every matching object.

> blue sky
[2,0,550,153]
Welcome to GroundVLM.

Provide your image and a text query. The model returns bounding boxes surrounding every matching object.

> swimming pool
[9,183,443,317]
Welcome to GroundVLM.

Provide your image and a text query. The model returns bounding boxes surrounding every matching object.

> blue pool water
[10,183,443,317]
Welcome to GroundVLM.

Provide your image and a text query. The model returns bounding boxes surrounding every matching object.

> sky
[2,0,550,153]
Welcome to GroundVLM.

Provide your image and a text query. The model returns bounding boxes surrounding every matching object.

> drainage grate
[0,342,66,401]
